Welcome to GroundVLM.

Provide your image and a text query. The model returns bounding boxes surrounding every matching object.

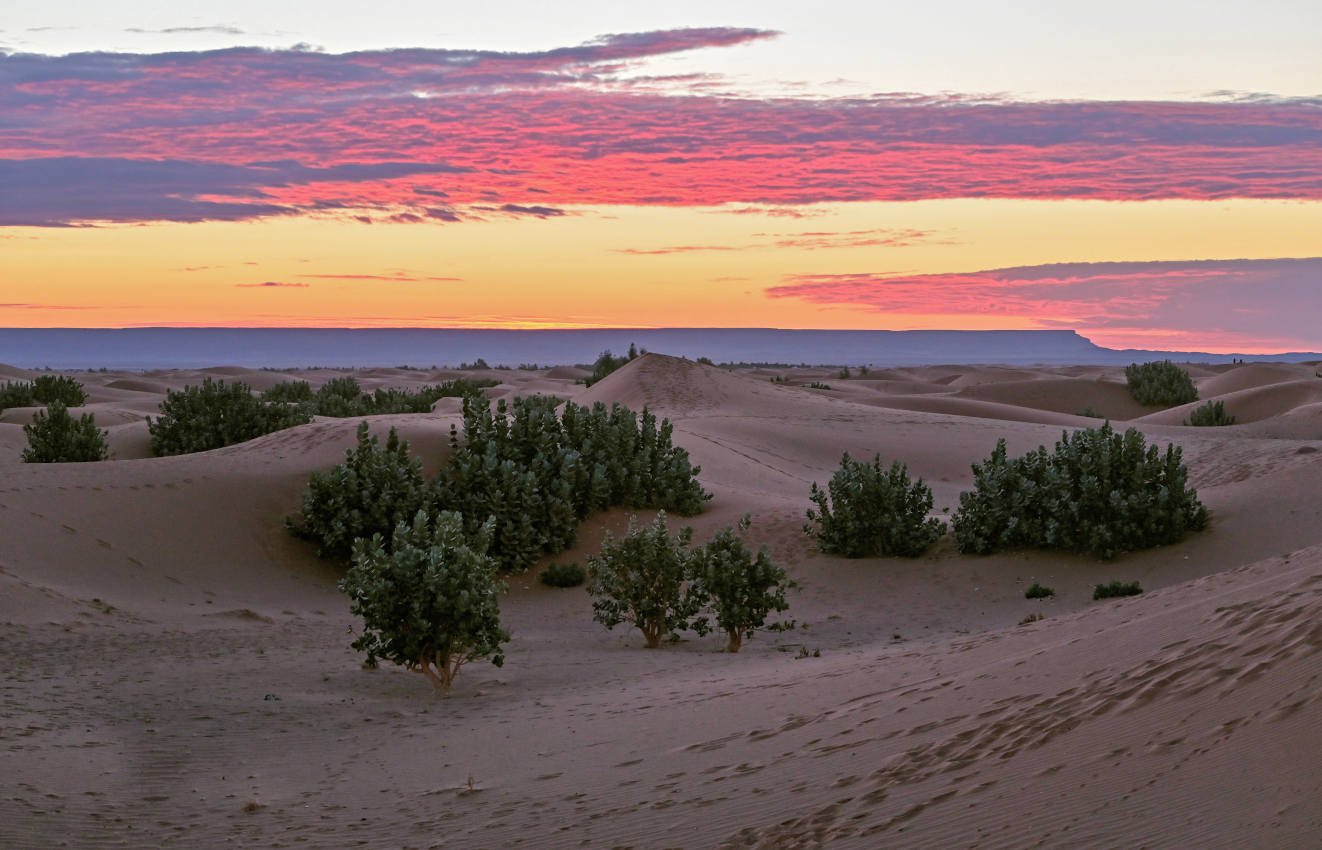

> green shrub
[1024,583,1055,599]
[32,375,87,407]
[952,423,1208,560]
[690,516,791,652]
[148,377,312,455]
[342,510,507,695]
[1125,360,1198,407]
[582,344,640,387]
[21,401,109,463]
[0,381,37,412]
[1093,580,1143,599]
[1076,407,1104,418]
[539,562,586,587]
[586,512,706,648]
[805,454,945,557]
[287,376,496,417]
[287,422,428,561]
[838,367,852,380]
[808,382,832,390]
[1184,400,1235,427]
[262,380,313,404]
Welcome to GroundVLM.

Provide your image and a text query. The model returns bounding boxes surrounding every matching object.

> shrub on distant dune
[582,344,640,387]
[341,510,507,695]
[148,377,312,455]
[21,401,109,463]
[262,380,314,405]
[287,422,427,561]
[1125,360,1198,407]
[0,381,36,412]
[690,515,791,652]
[32,375,88,407]
[952,423,1208,560]
[1184,400,1236,427]
[805,454,945,558]
[1093,580,1143,599]
[1024,583,1055,599]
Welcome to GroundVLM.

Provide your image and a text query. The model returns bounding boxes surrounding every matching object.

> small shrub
[539,562,586,588]
[690,515,791,652]
[32,375,87,407]
[696,356,715,366]
[0,380,36,411]
[770,375,790,384]
[838,367,852,380]
[586,512,706,648]
[1184,400,1236,427]
[1024,583,1055,599]
[1075,407,1104,418]
[582,344,641,387]
[808,381,832,390]
[806,453,945,557]
[21,401,109,463]
[1125,360,1198,407]
[342,510,507,695]
[1019,613,1043,625]
[287,422,428,561]
[149,378,312,455]
[1093,580,1143,599]
[952,424,1208,560]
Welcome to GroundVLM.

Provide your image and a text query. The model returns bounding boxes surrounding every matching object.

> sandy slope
[2,356,1321,848]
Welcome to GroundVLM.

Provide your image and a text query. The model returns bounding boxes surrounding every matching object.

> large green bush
[690,516,791,652]
[586,512,706,648]
[952,423,1208,560]
[148,377,312,455]
[342,510,507,695]
[21,401,109,463]
[0,381,36,412]
[287,422,427,561]
[1184,400,1235,427]
[32,375,88,407]
[805,454,945,557]
[1125,360,1198,407]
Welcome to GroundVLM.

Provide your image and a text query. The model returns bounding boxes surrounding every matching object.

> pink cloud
[236,281,308,288]
[2,31,1321,225]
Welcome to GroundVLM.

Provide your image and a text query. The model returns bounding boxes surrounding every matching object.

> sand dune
[3,355,1321,848]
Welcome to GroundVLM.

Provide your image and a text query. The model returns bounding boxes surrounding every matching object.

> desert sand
[2,354,1321,848]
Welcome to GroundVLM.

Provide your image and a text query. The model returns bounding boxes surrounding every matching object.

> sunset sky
[3,2,1321,351]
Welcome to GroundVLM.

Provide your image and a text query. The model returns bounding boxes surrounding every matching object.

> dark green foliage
[1125,360,1198,407]
[696,356,715,366]
[952,423,1208,560]
[262,380,314,404]
[1024,583,1055,599]
[838,367,851,380]
[806,454,946,558]
[0,381,36,411]
[21,401,109,463]
[1093,580,1143,599]
[287,422,427,561]
[1076,407,1104,418]
[586,512,706,648]
[1184,400,1236,427]
[341,510,507,695]
[690,516,791,652]
[32,375,87,407]
[770,375,790,384]
[433,395,709,572]
[582,344,640,387]
[148,377,313,456]
[539,562,586,587]
[808,382,832,390]
[293,376,497,417]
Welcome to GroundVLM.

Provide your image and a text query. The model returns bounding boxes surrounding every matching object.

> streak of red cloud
[236,281,309,288]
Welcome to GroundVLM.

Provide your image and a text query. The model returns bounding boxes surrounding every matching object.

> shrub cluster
[341,510,507,695]
[1093,580,1143,599]
[0,381,36,411]
[22,401,109,463]
[1125,360,1198,407]
[1024,583,1055,599]
[290,395,710,572]
[587,513,790,651]
[951,423,1208,560]
[263,376,496,417]
[582,344,641,387]
[2,375,88,411]
[148,377,313,456]
[1184,400,1236,427]
[805,454,945,557]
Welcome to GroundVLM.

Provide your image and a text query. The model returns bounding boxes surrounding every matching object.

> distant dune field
[2,354,1321,848]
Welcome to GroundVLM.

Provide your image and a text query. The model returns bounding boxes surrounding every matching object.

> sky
[3,1,1321,351]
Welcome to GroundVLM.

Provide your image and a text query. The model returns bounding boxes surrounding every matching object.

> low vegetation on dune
[263,375,496,417]
[952,422,1207,560]
[1094,580,1144,599]
[2,374,89,412]
[22,401,109,463]
[148,377,313,456]
[805,454,945,557]
[1185,399,1236,426]
[582,344,641,387]
[1125,360,1199,407]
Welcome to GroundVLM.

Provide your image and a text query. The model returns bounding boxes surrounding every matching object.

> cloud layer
[766,258,1322,348]
[3,29,1322,225]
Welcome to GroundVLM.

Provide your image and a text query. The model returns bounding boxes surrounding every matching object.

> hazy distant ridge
[0,328,1317,370]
